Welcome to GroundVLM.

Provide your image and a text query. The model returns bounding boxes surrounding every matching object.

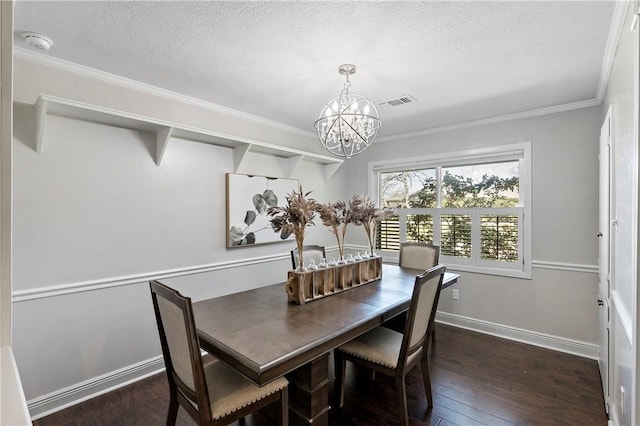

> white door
[598,107,612,413]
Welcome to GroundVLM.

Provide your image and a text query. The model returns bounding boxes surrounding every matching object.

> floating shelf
[33,94,344,181]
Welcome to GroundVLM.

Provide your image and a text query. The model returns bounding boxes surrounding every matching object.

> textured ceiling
[14,1,617,139]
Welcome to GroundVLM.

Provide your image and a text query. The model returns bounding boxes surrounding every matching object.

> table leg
[285,352,331,426]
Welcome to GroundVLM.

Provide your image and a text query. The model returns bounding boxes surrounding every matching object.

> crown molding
[376,98,601,143]
[377,1,627,144]
[17,0,625,148]
[596,0,629,103]
[14,47,317,139]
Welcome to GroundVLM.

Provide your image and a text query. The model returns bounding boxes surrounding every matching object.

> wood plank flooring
[33,324,608,426]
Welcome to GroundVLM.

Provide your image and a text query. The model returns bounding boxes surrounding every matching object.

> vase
[308,260,319,270]
[297,253,308,272]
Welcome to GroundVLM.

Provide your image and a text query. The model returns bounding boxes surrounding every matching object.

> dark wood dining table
[193,264,458,425]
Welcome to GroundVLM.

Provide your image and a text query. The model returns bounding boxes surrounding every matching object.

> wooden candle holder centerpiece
[285,256,382,304]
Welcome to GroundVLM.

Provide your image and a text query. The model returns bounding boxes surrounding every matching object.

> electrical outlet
[452,289,460,300]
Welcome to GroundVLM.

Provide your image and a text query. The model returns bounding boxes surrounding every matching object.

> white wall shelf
[32,94,343,180]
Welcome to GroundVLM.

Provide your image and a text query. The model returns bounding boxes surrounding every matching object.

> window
[370,143,531,278]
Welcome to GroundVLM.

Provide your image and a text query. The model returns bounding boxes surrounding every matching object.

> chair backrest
[398,241,440,270]
[150,280,212,420]
[399,265,446,366]
[291,245,326,269]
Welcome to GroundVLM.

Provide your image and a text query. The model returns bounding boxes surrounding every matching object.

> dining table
[192,263,459,425]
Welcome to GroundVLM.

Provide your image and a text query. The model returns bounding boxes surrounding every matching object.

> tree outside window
[379,161,520,263]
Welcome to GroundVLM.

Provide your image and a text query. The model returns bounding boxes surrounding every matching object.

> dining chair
[398,241,440,270]
[393,241,441,340]
[290,244,326,270]
[333,264,446,426]
[149,280,289,426]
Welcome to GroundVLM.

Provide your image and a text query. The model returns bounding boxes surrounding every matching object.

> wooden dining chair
[149,280,289,426]
[290,244,326,270]
[333,265,446,426]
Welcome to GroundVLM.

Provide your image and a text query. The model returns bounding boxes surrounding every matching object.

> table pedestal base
[286,352,331,425]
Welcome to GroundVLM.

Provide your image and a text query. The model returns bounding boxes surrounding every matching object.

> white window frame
[368,142,532,279]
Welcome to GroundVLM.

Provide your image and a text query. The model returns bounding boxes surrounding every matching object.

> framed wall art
[226,173,299,248]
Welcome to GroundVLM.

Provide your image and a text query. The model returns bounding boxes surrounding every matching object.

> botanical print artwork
[226,173,299,247]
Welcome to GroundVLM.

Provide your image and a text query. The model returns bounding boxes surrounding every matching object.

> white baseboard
[27,314,599,421]
[608,406,619,426]
[436,312,599,360]
[27,355,165,421]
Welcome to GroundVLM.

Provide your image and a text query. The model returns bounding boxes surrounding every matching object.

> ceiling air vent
[381,95,417,108]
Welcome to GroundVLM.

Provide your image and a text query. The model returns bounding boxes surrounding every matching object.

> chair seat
[334,265,445,426]
[202,359,288,420]
[337,327,421,369]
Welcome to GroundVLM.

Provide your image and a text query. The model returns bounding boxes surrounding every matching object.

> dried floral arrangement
[316,196,362,262]
[352,195,394,256]
[267,185,319,270]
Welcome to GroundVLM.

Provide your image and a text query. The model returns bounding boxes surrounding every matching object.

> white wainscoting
[19,252,598,420]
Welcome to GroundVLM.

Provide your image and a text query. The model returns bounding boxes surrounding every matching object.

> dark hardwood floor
[33,324,608,426]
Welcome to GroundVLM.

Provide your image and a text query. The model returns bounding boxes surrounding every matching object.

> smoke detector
[22,32,54,51]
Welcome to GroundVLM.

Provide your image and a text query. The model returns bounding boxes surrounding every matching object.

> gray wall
[11,56,347,418]
[12,54,603,418]
[345,107,601,349]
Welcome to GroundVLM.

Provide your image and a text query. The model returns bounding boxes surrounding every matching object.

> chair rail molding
[12,246,342,302]
[530,260,598,274]
[12,252,290,302]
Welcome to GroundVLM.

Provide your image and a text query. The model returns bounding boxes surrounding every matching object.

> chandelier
[314,64,381,158]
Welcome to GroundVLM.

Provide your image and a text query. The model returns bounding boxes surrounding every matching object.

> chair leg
[431,327,436,342]
[395,375,409,426]
[281,387,289,426]
[334,351,347,408]
[420,358,434,408]
[166,393,179,426]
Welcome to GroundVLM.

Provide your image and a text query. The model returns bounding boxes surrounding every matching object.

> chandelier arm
[337,115,356,158]
[337,114,373,146]
[323,114,340,142]
[337,116,363,159]
[339,96,358,115]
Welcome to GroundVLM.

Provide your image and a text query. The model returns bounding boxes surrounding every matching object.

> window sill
[382,253,531,279]
[442,264,531,279]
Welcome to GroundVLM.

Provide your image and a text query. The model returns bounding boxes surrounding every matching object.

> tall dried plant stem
[339,224,348,259]
[294,227,305,270]
[362,220,374,255]
[330,224,343,259]
[367,219,377,255]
